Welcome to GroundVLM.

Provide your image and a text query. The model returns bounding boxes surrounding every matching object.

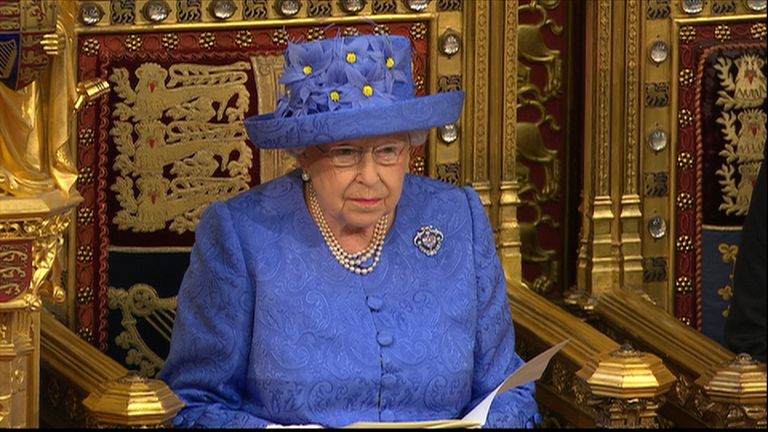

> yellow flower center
[303,65,312,75]
[330,91,340,102]
[386,57,395,68]
[346,52,357,63]
[362,85,373,97]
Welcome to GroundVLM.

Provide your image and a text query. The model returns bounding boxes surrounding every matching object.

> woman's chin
[343,212,386,230]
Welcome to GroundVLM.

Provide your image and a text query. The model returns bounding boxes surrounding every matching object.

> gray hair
[286,130,428,158]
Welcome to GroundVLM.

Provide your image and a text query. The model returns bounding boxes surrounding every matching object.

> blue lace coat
[159,171,540,428]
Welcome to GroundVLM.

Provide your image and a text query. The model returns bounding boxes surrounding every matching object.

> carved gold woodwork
[495,0,524,286]
[509,279,619,428]
[83,371,184,427]
[0,191,80,428]
[577,0,767,317]
[593,288,768,428]
[40,309,184,428]
[576,344,676,428]
[696,354,767,428]
[516,0,568,295]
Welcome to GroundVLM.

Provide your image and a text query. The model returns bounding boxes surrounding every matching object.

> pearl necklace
[306,182,388,275]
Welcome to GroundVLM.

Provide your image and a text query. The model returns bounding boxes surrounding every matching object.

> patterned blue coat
[159,171,540,428]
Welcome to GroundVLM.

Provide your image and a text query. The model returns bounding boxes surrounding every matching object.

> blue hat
[244,34,464,149]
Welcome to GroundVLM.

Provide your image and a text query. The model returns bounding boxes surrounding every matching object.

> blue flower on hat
[320,62,350,111]
[341,58,394,107]
[280,40,332,85]
[277,40,333,113]
[369,37,411,87]
[342,37,370,66]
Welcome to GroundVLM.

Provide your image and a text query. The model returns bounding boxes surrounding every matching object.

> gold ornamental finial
[697,353,767,405]
[577,344,676,399]
[82,371,184,427]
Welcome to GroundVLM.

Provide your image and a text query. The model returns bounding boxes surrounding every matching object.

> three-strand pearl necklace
[306,182,388,275]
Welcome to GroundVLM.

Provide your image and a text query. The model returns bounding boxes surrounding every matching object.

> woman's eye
[331,147,358,157]
[377,146,399,155]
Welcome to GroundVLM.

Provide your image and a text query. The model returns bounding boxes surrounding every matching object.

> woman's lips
[350,198,382,207]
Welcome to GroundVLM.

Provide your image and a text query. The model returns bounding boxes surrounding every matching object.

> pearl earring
[301,170,311,182]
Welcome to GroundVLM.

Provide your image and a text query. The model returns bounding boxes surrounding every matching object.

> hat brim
[245,91,464,149]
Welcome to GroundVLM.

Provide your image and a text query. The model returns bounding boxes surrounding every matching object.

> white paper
[461,339,569,425]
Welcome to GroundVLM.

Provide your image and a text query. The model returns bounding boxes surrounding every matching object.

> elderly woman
[159,34,540,428]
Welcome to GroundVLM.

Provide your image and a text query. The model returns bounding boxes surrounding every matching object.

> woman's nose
[356,151,380,185]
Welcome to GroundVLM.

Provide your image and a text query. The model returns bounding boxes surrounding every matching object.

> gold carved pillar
[484,0,523,285]
[577,0,632,297]
[0,192,79,427]
[617,0,644,291]
[576,344,676,428]
[463,0,492,210]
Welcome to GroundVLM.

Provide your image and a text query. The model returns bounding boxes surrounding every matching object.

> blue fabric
[159,170,540,428]
[244,35,464,149]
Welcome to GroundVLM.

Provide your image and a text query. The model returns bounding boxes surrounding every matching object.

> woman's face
[297,133,411,234]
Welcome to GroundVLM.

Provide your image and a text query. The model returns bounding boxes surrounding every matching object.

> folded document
[344,339,569,429]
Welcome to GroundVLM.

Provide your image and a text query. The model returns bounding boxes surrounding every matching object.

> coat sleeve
[158,202,272,428]
[461,187,541,428]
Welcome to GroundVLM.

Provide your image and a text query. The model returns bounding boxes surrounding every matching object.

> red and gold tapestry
[675,19,766,343]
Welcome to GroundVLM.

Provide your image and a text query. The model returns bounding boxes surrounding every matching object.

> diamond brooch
[414,225,444,257]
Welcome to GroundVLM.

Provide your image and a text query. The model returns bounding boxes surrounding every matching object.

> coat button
[381,409,395,422]
[381,373,397,387]
[366,296,383,311]
[377,331,393,346]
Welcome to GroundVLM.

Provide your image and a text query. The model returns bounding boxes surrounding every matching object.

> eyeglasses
[318,142,410,167]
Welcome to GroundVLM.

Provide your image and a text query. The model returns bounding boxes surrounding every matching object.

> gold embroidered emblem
[109,62,253,233]
[714,54,767,216]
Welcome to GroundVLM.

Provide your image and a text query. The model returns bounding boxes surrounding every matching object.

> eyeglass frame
[315,141,411,168]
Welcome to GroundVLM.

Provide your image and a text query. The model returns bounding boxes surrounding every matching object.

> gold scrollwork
[108,283,177,377]
[518,1,562,101]
[516,0,564,294]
